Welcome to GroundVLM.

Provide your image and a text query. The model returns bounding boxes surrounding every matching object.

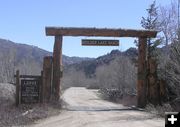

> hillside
[0,38,137,83]
[65,47,138,77]
[0,38,94,83]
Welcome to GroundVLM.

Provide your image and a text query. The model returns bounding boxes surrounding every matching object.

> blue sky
[0,0,173,57]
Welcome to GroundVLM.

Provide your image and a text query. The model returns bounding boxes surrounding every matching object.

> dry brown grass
[145,103,173,117]
[0,83,61,127]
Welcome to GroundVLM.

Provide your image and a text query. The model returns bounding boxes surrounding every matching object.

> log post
[159,80,166,103]
[137,37,147,108]
[43,56,53,102]
[52,36,63,102]
[16,70,20,106]
[40,71,43,103]
[148,58,160,105]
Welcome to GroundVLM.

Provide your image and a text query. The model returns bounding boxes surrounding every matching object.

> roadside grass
[0,83,62,127]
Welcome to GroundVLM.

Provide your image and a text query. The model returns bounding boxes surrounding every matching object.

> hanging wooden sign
[82,39,119,46]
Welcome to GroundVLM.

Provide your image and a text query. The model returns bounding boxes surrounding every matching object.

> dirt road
[31,87,164,127]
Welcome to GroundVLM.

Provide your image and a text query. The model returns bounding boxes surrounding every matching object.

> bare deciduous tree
[159,1,178,46]
[62,68,96,90]
[96,56,137,95]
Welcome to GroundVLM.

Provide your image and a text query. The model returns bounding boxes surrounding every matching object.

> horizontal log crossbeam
[46,27,157,38]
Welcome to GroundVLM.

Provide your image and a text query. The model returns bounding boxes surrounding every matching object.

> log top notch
[45,27,157,38]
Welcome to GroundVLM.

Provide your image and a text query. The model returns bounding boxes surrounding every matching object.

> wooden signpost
[82,39,119,46]
[15,71,42,105]
[15,26,159,108]
[45,27,158,108]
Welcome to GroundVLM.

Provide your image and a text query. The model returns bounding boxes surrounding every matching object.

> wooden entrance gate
[45,27,157,108]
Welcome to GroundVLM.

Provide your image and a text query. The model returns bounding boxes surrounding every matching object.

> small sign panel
[82,39,119,46]
[21,79,40,104]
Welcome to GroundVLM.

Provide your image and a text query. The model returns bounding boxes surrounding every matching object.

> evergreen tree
[141,0,161,58]
[141,1,159,30]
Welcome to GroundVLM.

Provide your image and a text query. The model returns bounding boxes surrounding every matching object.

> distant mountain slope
[0,38,137,83]
[65,48,138,77]
[0,38,94,83]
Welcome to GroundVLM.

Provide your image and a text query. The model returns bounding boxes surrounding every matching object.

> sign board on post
[21,79,40,104]
[82,39,119,46]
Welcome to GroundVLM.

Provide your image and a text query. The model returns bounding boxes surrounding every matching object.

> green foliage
[149,38,163,58]
[141,0,162,59]
[141,0,159,30]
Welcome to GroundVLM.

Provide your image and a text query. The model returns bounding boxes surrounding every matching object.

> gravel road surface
[31,87,164,127]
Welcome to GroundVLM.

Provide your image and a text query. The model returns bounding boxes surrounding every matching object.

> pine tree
[141,0,161,58]
[141,1,159,30]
